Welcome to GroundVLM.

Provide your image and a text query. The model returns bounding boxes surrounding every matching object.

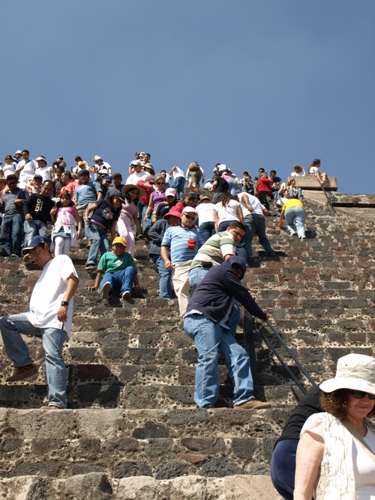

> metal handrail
[243,311,318,395]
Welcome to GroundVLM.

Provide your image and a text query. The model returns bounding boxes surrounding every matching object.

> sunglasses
[156,182,165,185]
[183,214,196,221]
[348,390,375,400]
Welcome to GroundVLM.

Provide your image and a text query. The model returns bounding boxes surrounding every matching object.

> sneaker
[6,364,38,382]
[41,405,64,410]
[290,231,297,236]
[266,250,276,257]
[122,290,131,300]
[85,263,96,270]
[102,282,111,300]
[235,399,271,410]
[300,235,306,239]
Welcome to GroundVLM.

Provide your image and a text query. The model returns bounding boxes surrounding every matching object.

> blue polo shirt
[75,181,102,205]
[161,225,202,265]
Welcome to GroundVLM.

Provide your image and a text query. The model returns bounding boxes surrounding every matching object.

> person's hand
[25,214,33,221]
[76,230,81,239]
[86,285,98,291]
[164,260,173,271]
[144,215,149,222]
[50,207,57,215]
[14,199,23,206]
[278,222,284,228]
[57,305,68,322]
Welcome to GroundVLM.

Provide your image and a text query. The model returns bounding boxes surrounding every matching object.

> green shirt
[97,251,137,276]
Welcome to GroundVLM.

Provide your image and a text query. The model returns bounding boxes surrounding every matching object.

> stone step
[0,473,282,499]
[0,381,305,409]
[0,407,290,483]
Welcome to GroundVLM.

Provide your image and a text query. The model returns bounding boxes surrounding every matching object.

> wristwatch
[60,301,69,307]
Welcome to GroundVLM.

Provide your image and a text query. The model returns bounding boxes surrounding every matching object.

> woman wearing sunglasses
[294,353,375,499]
[144,174,166,224]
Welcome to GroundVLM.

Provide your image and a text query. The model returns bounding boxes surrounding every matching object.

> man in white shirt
[90,155,112,181]
[15,150,38,188]
[238,192,275,262]
[0,236,79,409]
[126,161,150,185]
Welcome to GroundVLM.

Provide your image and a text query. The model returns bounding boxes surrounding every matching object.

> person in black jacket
[184,256,271,410]
[23,180,54,245]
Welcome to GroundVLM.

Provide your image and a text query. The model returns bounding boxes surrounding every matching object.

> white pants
[172,260,193,316]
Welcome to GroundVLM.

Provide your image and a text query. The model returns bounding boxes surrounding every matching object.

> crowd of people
[0,151,373,495]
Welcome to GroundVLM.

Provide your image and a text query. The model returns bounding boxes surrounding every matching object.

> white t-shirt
[126,171,150,185]
[18,159,37,188]
[238,192,265,217]
[27,255,78,336]
[35,165,53,181]
[353,426,375,499]
[196,203,215,225]
[213,199,240,224]
[171,167,185,180]
[2,163,16,177]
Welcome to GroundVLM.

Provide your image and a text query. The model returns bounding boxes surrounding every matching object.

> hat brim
[320,377,375,395]
[164,211,181,220]
[121,184,146,198]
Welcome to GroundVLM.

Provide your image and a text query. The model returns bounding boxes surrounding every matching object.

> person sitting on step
[86,236,139,301]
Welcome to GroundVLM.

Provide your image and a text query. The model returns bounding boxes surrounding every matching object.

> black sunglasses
[348,390,375,400]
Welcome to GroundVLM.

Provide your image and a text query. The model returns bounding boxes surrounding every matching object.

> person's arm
[84,203,97,224]
[133,212,142,234]
[50,206,57,224]
[74,208,82,239]
[279,208,285,227]
[161,245,173,270]
[110,219,117,242]
[236,205,245,225]
[23,195,35,220]
[145,193,153,220]
[50,168,55,181]
[169,166,176,175]
[87,270,104,291]
[224,269,267,320]
[57,274,79,322]
[210,180,218,193]
[213,209,219,233]
[242,195,254,212]
[294,431,324,500]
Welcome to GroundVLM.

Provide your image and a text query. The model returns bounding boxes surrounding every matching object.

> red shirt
[136,179,153,205]
[256,176,273,195]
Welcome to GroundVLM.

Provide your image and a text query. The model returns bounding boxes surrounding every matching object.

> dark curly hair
[321,389,375,419]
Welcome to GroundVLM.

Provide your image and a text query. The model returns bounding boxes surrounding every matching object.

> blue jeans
[85,223,110,265]
[0,313,68,408]
[24,219,48,246]
[244,213,273,259]
[100,267,135,297]
[138,201,152,233]
[1,214,24,256]
[198,221,215,244]
[289,188,303,200]
[150,254,173,299]
[270,439,297,500]
[184,314,254,408]
[173,177,186,199]
[285,207,305,237]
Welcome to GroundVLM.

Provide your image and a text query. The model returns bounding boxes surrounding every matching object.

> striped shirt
[191,231,236,268]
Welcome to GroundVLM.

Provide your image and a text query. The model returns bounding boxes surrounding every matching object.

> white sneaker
[102,282,111,300]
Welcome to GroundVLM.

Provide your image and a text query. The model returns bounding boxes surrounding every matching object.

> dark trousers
[270,439,298,500]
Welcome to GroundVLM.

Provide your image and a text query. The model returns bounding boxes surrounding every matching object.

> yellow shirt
[282,198,304,211]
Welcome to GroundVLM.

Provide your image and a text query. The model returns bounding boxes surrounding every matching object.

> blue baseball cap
[23,235,49,254]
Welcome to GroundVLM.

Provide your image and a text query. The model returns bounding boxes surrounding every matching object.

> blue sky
[1,1,374,194]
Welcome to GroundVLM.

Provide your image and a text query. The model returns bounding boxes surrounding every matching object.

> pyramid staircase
[1,194,375,498]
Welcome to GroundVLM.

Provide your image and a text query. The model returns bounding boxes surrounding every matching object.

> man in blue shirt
[161,207,202,315]
[73,170,102,229]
